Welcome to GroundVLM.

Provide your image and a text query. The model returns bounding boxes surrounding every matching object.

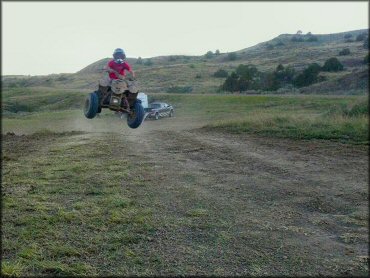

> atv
[83,74,145,129]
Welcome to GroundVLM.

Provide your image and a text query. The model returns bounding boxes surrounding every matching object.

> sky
[2,1,368,76]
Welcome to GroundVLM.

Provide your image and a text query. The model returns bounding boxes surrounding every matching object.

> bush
[195,74,201,79]
[356,32,367,41]
[144,59,153,66]
[213,69,228,78]
[293,63,322,88]
[275,41,285,47]
[227,52,237,61]
[344,34,353,39]
[291,36,304,42]
[205,51,214,59]
[274,64,295,84]
[339,48,351,56]
[322,57,344,72]
[136,57,143,64]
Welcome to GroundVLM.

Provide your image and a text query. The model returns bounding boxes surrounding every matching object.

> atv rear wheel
[84,92,99,119]
[127,100,144,129]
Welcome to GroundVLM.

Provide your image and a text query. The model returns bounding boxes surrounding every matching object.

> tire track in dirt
[118,126,368,275]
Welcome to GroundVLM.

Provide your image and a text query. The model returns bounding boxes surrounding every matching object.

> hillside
[2,29,369,94]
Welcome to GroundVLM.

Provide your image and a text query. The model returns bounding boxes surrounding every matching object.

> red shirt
[107,59,132,79]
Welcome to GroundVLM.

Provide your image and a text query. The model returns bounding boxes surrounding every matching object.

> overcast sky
[2,1,368,76]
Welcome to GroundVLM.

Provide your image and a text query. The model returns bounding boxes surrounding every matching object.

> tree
[322,57,343,72]
[293,63,322,88]
[222,72,239,92]
[235,64,258,81]
[344,33,353,39]
[274,64,295,84]
[215,49,220,55]
[205,51,214,59]
[296,30,303,35]
[221,64,260,92]
[261,72,280,91]
[136,57,143,64]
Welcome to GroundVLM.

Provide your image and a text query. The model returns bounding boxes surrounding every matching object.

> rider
[105,48,135,80]
[99,48,135,94]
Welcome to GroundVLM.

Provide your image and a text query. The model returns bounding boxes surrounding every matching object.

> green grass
[2,132,158,276]
[2,88,86,114]
[3,89,368,143]
[149,93,369,144]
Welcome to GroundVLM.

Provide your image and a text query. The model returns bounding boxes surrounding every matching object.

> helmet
[113,48,126,64]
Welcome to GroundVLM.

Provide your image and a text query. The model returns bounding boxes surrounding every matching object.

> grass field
[3,89,369,143]
[2,89,369,276]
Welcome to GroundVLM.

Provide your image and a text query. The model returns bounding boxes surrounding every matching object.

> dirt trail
[105,116,368,275]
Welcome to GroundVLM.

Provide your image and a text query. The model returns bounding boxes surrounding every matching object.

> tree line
[219,57,347,93]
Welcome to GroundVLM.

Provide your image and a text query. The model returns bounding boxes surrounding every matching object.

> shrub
[293,63,322,88]
[144,59,153,66]
[205,51,214,59]
[136,57,143,64]
[291,36,304,42]
[339,48,351,56]
[195,74,201,79]
[322,57,344,72]
[344,33,353,39]
[356,32,367,41]
[213,69,228,78]
[274,64,295,84]
[345,39,354,43]
[227,52,237,61]
[189,64,195,68]
[275,41,285,46]
[222,72,240,92]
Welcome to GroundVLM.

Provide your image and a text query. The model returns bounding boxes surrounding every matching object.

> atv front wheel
[84,92,99,119]
[127,100,144,129]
